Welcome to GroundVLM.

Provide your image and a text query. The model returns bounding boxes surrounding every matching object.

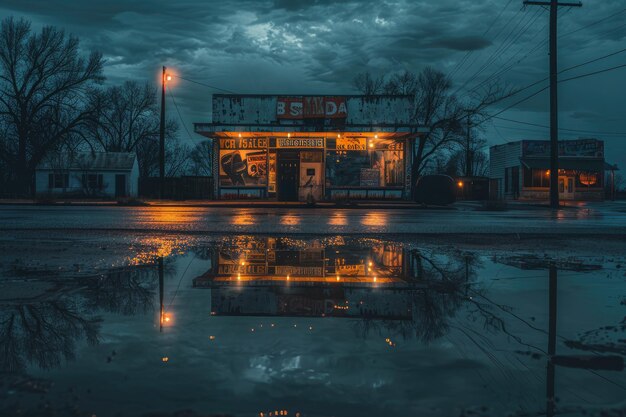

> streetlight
[160,66,171,199]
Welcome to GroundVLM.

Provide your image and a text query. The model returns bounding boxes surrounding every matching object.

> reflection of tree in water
[0,298,100,373]
[82,265,158,315]
[354,249,482,343]
[0,262,162,373]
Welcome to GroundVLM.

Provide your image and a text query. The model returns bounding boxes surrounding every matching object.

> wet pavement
[0,233,624,417]
[0,203,625,234]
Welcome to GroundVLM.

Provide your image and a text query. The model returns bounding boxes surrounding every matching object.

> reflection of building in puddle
[194,237,409,286]
[193,237,420,320]
[207,286,413,320]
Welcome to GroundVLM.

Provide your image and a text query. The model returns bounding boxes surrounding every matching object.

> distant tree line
[0,17,211,197]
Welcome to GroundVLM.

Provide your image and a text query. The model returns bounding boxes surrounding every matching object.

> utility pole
[466,114,472,178]
[159,66,166,199]
[523,1,582,209]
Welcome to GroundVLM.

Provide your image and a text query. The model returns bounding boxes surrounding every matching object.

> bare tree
[382,70,418,95]
[0,17,104,196]
[352,72,385,95]
[85,80,182,177]
[354,67,505,189]
[188,140,213,176]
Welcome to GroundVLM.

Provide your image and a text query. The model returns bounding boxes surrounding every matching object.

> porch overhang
[194,123,430,139]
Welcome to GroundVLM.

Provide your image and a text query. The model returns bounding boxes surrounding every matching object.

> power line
[493,116,626,135]
[560,47,626,74]
[449,0,515,79]
[474,46,626,115]
[168,89,195,141]
[469,22,548,94]
[468,4,576,94]
[172,75,237,94]
[454,9,541,94]
[478,61,626,126]
[453,6,525,85]
[559,62,626,83]
[480,85,550,127]
[559,8,626,38]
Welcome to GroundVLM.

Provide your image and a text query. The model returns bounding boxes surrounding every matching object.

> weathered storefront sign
[523,139,604,158]
[220,137,268,149]
[277,96,347,119]
[336,137,367,151]
[276,138,324,148]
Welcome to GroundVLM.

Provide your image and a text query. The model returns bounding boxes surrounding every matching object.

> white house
[35,152,139,198]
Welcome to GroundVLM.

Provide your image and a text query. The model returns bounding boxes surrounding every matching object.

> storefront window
[576,171,602,188]
[523,167,550,187]
[326,150,404,187]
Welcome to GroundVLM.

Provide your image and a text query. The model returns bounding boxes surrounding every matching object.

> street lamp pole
[159,66,166,199]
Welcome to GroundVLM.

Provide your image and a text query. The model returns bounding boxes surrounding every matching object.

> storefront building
[489,139,605,201]
[194,95,426,201]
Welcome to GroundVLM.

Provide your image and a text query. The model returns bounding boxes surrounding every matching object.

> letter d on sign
[325,101,337,116]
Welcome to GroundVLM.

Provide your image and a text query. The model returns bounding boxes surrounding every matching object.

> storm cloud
[2,0,625,168]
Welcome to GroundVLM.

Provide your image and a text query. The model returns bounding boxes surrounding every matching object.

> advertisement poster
[268,153,276,193]
[360,168,380,186]
[219,150,267,186]
[337,137,367,151]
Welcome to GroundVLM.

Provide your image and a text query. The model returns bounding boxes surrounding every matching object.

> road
[1,202,625,234]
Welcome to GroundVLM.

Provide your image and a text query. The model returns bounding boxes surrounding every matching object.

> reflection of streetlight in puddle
[232,210,256,226]
[328,212,348,226]
[280,214,300,226]
[362,212,388,227]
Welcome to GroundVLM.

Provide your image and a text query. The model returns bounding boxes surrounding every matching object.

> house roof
[37,152,137,171]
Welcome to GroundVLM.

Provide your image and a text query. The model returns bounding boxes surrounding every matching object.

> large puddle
[0,235,624,416]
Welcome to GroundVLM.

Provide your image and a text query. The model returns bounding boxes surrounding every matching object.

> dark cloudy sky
[3,0,625,169]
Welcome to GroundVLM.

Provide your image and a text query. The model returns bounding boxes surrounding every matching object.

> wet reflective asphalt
[0,204,625,234]
[0,234,624,417]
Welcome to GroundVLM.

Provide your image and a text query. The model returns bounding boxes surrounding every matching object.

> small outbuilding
[489,139,606,201]
[35,152,139,198]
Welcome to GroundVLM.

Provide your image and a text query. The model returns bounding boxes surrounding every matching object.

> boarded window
[51,173,69,188]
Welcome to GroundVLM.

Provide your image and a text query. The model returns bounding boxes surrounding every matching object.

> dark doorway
[277,151,299,201]
[115,174,127,198]
[511,166,520,199]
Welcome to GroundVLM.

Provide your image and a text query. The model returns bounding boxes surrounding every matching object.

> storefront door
[277,151,300,201]
[558,176,574,200]
[299,151,323,202]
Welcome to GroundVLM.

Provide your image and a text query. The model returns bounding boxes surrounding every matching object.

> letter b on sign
[276,101,285,116]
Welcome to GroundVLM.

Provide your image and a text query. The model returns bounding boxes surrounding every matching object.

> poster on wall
[219,150,267,186]
[337,137,367,151]
[268,153,276,193]
[360,168,380,186]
